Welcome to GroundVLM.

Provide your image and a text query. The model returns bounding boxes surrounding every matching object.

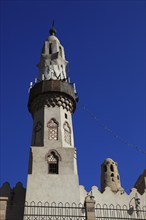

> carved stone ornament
[45,150,61,162]
[47,118,58,140]
[63,121,71,145]
[30,94,74,114]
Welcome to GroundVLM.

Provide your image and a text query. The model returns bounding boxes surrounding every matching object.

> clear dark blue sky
[0,1,145,193]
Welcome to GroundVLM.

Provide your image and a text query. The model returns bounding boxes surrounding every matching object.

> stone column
[84,195,96,220]
[0,197,8,220]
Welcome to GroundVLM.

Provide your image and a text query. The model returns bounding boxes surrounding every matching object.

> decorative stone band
[30,93,74,114]
[28,80,77,114]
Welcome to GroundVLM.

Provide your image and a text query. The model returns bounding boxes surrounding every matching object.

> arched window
[63,121,71,145]
[61,65,65,79]
[110,164,114,172]
[47,152,58,174]
[49,43,52,54]
[104,165,107,172]
[59,46,62,57]
[47,118,58,140]
[33,121,42,145]
[46,150,61,174]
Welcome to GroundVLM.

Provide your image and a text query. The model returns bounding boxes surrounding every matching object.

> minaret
[25,24,80,204]
[100,158,123,193]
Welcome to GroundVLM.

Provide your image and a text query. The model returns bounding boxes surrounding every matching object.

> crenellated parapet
[134,169,146,195]
[79,184,146,208]
[0,182,26,220]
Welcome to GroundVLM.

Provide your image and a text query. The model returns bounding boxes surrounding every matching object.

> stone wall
[0,197,8,220]
[80,169,146,210]
[80,185,146,208]
[134,170,146,195]
[0,182,26,220]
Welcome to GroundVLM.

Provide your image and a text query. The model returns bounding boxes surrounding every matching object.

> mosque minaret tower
[0,23,145,220]
[25,24,80,204]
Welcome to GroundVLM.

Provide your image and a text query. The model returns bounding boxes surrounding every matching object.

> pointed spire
[49,20,57,36]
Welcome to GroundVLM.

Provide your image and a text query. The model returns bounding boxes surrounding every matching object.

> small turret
[101,158,123,193]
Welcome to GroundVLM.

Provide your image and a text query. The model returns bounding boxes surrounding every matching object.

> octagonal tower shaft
[25,26,80,204]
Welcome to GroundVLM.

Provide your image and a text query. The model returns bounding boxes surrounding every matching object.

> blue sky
[0,0,145,193]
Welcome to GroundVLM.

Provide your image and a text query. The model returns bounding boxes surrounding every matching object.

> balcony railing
[4,201,146,220]
[95,203,146,219]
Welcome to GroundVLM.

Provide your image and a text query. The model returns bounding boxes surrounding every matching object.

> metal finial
[49,20,57,36]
